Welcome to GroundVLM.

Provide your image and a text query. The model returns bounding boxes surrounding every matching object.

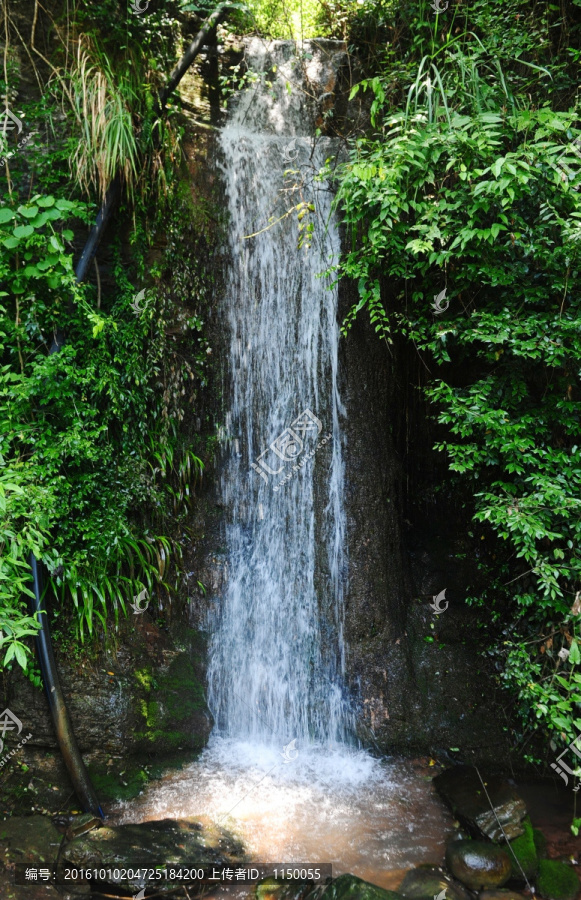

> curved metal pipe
[28,555,104,819]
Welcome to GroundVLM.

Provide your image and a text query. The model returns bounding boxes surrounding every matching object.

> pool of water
[111,737,456,892]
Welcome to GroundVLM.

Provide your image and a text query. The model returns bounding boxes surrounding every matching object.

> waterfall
[207,39,351,748]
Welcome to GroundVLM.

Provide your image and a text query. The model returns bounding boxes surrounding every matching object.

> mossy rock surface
[537,860,580,900]
[506,816,538,881]
[322,874,404,900]
[446,840,512,891]
[133,651,213,754]
[398,864,470,900]
[533,829,548,860]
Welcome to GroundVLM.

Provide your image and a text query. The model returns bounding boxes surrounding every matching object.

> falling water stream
[112,39,455,887]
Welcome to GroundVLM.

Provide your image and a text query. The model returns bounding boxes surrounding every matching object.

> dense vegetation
[328,0,581,772]
[1,0,580,795]
[1,0,210,673]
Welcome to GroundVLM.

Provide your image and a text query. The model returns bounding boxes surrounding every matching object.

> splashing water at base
[112,739,456,890]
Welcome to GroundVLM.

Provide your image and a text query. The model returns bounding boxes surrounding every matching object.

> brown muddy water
[111,738,457,892]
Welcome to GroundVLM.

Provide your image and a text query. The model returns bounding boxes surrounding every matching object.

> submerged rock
[434,766,527,841]
[63,818,245,892]
[536,859,580,900]
[397,864,471,900]
[445,840,512,891]
[321,874,404,900]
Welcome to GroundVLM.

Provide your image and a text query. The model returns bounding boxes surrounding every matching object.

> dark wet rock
[257,880,326,900]
[506,817,538,882]
[434,767,527,840]
[397,864,471,900]
[536,859,580,900]
[63,818,245,892]
[0,815,89,899]
[321,874,404,900]
[2,886,87,900]
[479,891,528,900]
[446,840,512,891]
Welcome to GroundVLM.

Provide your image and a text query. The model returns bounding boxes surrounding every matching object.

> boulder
[62,818,245,893]
[433,767,527,841]
[536,860,580,900]
[0,815,89,900]
[506,817,538,882]
[479,892,528,900]
[397,864,471,900]
[257,879,321,900]
[321,874,404,900]
[446,840,512,891]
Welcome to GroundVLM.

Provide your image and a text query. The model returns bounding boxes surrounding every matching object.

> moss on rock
[507,817,538,881]
[533,829,548,860]
[133,648,212,754]
[536,860,580,900]
[322,874,404,900]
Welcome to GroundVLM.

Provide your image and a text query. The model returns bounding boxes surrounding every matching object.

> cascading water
[207,38,350,749]
[112,41,455,882]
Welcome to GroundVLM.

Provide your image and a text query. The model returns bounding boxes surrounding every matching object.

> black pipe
[28,555,105,820]
[159,6,229,109]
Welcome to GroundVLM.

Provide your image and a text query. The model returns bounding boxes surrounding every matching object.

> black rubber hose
[159,5,229,109]
[28,555,105,820]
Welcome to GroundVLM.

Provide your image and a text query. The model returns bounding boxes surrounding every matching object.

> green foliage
[333,36,581,756]
[0,187,205,669]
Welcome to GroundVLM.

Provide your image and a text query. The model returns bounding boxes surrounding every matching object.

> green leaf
[13,225,34,239]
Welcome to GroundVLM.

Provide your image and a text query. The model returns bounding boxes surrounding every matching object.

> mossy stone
[533,829,548,860]
[506,816,538,881]
[322,874,404,900]
[536,860,580,900]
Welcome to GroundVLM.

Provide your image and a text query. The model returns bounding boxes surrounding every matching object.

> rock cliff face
[338,285,510,761]
[1,620,213,815]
